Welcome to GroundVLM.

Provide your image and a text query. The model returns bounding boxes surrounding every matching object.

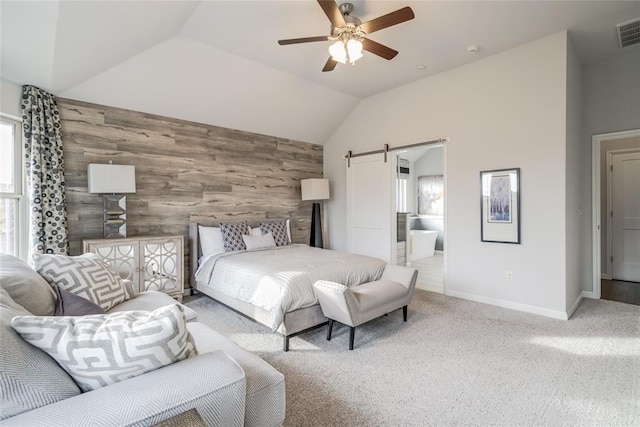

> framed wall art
[480,168,520,244]
[418,175,444,216]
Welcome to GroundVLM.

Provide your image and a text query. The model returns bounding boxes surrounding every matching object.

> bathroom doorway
[396,144,445,294]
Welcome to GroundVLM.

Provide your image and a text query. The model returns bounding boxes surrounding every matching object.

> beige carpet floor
[186,290,640,426]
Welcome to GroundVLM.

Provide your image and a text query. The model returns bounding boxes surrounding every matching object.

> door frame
[395,142,448,294]
[591,129,640,298]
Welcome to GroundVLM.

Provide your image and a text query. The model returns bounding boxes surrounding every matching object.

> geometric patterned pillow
[259,221,290,246]
[33,253,132,312]
[0,288,81,419]
[11,304,198,392]
[220,221,249,252]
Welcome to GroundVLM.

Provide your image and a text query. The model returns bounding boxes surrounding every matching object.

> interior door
[346,153,395,262]
[612,151,640,282]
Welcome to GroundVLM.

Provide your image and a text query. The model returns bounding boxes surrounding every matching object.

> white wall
[325,32,570,318]
[1,78,22,118]
[565,36,584,314]
[60,36,359,146]
[584,51,640,137]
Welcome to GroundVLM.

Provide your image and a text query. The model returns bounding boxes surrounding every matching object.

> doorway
[345,139,448,294]
[397,144,445,293]
[592,129,640,306]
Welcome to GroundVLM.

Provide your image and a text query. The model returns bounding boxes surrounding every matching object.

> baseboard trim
[581,290,596,299]
[445,289,569,320]
[566,293,584,319]
[415,283,444,294]
[601,273,611,280]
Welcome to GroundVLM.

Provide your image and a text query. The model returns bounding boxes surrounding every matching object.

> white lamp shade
[87,164,136,194]
[329,41,347,64]
[301,178,330,201]
[329,39,363,65]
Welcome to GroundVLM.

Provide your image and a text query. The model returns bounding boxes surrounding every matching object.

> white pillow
[11,304,197,392]
[249,227,263,237]
[198,226,225,257]
[242,233,277,250]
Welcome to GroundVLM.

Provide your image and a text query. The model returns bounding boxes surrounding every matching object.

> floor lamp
[301,178,330,248]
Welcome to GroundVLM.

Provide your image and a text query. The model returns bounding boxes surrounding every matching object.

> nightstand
[82,235,184,301]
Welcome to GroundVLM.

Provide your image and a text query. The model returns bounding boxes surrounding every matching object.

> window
[396,178,407,212]
[0,115,26,259]
[396,157,409,212]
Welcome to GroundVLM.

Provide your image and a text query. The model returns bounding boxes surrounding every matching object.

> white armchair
[313,264,418,350]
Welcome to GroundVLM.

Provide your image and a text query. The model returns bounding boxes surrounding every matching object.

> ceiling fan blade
[317,0,345,28]
[278,36,329,45]
[322,57,338,72]
[362,38,398,60]
[360,6,415,34]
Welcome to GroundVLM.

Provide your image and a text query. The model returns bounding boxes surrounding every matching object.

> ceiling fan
[278,0,415,72]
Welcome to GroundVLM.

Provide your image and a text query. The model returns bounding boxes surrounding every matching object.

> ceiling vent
[616,18,640,48]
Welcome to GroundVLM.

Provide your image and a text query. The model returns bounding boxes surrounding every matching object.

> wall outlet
[505,271,513,282]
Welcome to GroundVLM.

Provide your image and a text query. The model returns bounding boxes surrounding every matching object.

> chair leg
[284,335,289,352]
[327,319,334,341]
[349,326,356,350]
[403,305,408,322]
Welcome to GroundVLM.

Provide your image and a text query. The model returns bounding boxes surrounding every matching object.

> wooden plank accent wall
[58,98,323,289]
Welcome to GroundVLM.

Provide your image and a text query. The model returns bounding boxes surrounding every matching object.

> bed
[189,219,386,351]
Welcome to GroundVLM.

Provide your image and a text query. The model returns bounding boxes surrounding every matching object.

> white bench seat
[313,264,418,350]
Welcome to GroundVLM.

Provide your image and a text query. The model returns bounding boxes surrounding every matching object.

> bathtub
[409,230,438,261]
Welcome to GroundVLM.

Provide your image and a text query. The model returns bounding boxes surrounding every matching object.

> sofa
[0,254,285,426]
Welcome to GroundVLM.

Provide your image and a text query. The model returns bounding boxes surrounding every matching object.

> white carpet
[186,290,640,426]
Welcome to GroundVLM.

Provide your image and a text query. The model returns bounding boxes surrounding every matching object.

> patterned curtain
[21,85,69,255]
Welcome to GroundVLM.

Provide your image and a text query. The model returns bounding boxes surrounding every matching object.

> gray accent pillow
[0,253,56,316]
[242,232,277,250]
[33,253,132,312]
[54,286,106,316]
[12,304,198,392]
[260,221,291,246]
[220,221,249,252]
[0,288,80,419]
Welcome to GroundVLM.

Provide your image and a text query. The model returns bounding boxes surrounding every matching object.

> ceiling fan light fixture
[329,38,363,65]
[277,1,414,72]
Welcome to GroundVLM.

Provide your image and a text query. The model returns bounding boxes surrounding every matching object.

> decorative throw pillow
[54,286,106,316]
[0,253,57,316]
[11,304,198,392]
[260,221,290,246]
[33,253,132,312]
[198,226,225,257]
[242,232,277,250]
[249,227,263,237]
[220,221,250,252]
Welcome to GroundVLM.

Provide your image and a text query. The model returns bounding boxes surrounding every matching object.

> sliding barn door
[346,153,395,262]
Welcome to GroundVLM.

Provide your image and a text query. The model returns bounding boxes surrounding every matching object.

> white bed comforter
[195,244,386,330]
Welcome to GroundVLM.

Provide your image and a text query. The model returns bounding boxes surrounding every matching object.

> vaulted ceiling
[2,1,638,145]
